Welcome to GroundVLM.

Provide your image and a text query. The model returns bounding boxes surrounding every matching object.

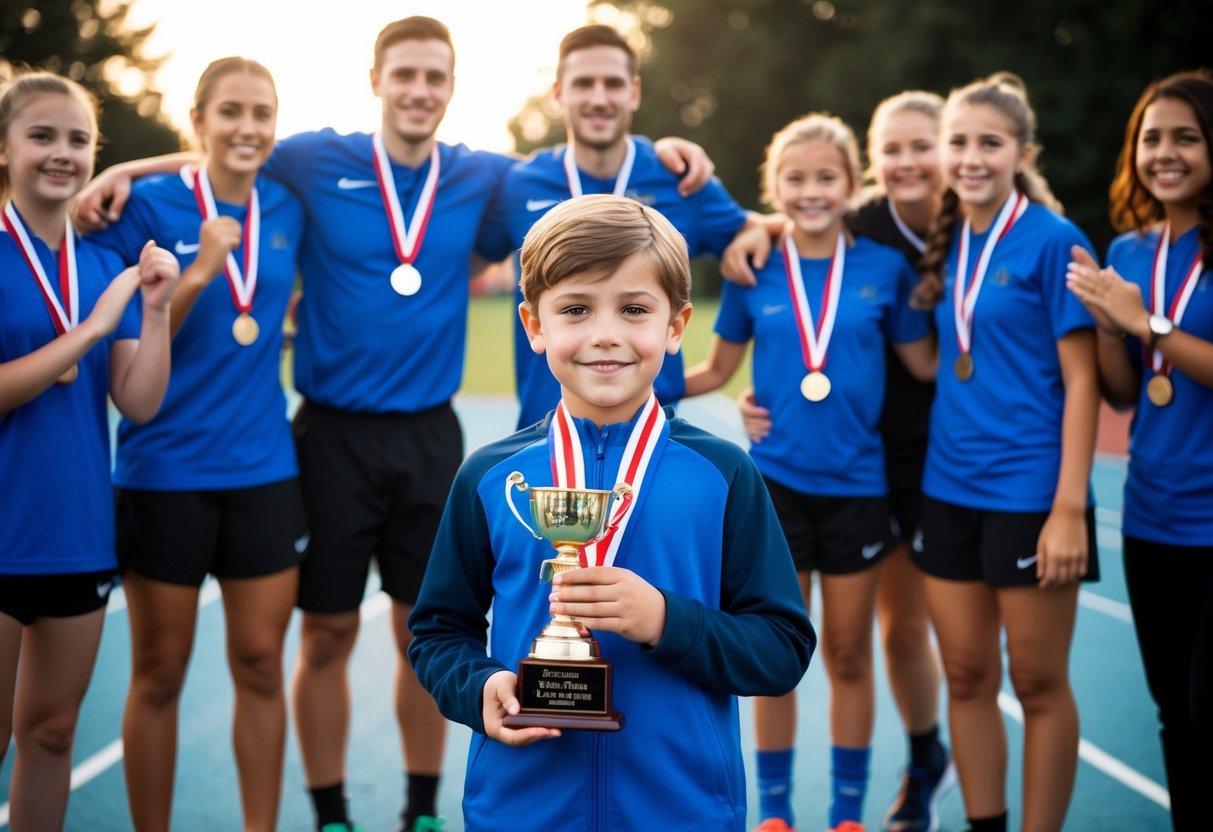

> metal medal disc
[232,313,260,346]
[390,263,422,296]
[1146,374,1174,407]
[57,363,79,385]
[800,371,831,402]
[954,353,974,382]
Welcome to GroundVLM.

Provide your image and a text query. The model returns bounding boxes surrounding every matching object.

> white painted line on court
[0,581,380,829]
[997,691,1170,810]
[1079,590,1135,624]
[1095,506,1122,529]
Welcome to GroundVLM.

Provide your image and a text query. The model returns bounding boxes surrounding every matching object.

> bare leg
[820,568,882,747]
[923,576,1006,820]
[0,612,21,762]
[754,572,813,751]
[221,568,298,832]
[877,544,942,733]
[1000,584,1080,832]
[9,609,105,831]
[122,573,200,832]
[292,609,359,788]
[391,601,446,778]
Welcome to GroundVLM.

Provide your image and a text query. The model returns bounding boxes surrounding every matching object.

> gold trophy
[502,471,632,731]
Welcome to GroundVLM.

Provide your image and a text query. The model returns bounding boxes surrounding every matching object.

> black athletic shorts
[764,477,896,575]
[117,478,308,586]
[914,496,1101,587]
[292,401,463,613]
[0,570,116,625]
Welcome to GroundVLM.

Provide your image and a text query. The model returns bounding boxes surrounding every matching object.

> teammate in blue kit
[910,73,1100,832]
[475,25,750,429]
[86,58,305,832]
[0,71,177,831]
[686,113,935,832]
[408,194,814,832]
[1066,70,1213,832]
[73,17,712,832]
[724,92,956,832]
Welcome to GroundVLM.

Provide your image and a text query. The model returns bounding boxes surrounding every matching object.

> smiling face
[0,91,95,211]
[874,108,943,207]
[1135,96,1212,216]
[371,38,454,150]
[191,71,277,182]
[774,138,853,246]
[942,101,1029,229]
[520,251,690,426]
[555,44,640,152]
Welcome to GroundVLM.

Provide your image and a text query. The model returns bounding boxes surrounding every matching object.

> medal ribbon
[548,394,666,567]
[372,133,440,267]
[888,200,927,254]
[3,202,78,334]
[1148,224,1204,374]
[782,232,845,374]
[187,165,259,315]
[564,137,636,198]
[953,190,1027,357]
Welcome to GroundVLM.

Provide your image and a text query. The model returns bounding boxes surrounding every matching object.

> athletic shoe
[320,824,365,832]
[402,816,445,832]
[882,752,958,832]
[753,819,795,832]
[828,822,865,832]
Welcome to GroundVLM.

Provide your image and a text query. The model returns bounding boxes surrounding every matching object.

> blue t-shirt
[1108,227,1213,545]
[264,130,512,413]
[89,171,304,490]
[714,236,929,496]
[923,203,1096,511]
[475,137,748,428]
[0,230,139,574]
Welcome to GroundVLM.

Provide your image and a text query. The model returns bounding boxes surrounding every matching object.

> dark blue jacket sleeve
[646,438,815,696]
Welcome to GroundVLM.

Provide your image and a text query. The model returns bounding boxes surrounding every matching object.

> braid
[912,188,960,310]
[1015,170,1062,214]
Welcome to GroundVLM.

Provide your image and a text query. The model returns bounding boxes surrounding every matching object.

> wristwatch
[1147,314,1174,347]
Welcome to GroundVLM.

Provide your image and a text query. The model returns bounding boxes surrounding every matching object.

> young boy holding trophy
[408,194,816,831]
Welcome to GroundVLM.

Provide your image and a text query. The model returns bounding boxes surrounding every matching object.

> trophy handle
[580,483,635,566]
[506,472,544,541]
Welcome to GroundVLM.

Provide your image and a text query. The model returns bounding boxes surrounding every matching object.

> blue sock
[756,747,795,824]
[829,744,871,827]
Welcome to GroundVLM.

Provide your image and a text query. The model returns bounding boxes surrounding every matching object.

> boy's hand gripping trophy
[502,471,632,730]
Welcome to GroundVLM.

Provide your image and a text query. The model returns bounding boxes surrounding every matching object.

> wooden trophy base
[501,655,624,732]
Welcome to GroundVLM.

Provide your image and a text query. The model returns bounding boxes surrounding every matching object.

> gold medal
[232,313,260,346]
[390,263,422,296]
[1146,374,1174,407]
[800,371,831,402]
[57,363,78,385]
[954,353,974,382]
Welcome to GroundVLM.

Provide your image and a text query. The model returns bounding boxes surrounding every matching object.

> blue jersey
[923,203,1096,511]
[1108,227,1213,544]
[475,137,748,428]
[408,408,814,832]
[263,130,511,414]
[89,171,304,490]
[0,231,139,574]
[714,237,929,496]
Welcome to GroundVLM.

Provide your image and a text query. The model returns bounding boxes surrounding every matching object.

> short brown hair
[373,17,454,71]
[520,194,690,315]
[557,25,637,80]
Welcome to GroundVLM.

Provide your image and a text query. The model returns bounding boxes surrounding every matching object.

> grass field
[462,293,753,400]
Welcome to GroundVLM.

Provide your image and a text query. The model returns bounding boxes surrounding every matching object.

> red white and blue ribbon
[953,190,1027,357]
[1148,223,1203,374]
[783,231,845,375]
[3,201,78,334]
[372,133,440,268]
[564,136,636,198]
[185,164,259,316]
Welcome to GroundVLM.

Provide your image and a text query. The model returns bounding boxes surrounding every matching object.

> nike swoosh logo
[174,240,200,255]
[96,580,113,597]
[526,198,559,212]
[761,304,787,316]
[337,177,377,190]
[912,529,924,554]
[1017,555,1038,570]
[294,532,311,554]
[861,542,883,560]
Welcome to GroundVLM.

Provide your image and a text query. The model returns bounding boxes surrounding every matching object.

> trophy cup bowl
[502,472,631,731]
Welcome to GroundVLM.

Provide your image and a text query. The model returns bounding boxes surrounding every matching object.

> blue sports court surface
[0,394,1170,830]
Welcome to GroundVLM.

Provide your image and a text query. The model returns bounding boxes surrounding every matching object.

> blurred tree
[509,0,1207,286]
[0,0,182,169]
